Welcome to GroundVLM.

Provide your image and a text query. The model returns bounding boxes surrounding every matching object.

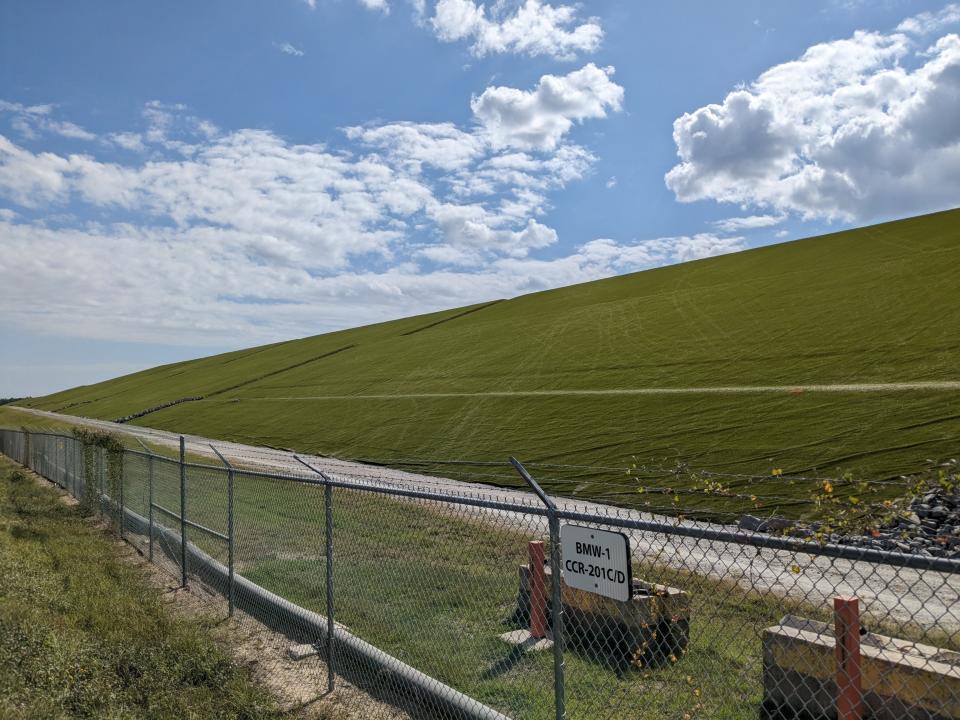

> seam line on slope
[399,299,504,336]
[112,345,358,423]
[205,344,358,398]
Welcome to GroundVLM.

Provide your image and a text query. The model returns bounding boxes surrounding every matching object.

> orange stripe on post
[529,541,547,639]
[834,595,863,720]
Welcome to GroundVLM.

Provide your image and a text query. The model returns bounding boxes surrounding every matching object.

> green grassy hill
[19,209,960,508]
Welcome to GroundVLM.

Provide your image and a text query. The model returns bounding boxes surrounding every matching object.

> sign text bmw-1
[560,524,631,602]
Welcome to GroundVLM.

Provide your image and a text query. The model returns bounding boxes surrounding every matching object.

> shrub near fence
[2,427,959,720]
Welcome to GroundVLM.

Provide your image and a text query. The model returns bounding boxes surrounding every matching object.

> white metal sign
[560,524,632,602]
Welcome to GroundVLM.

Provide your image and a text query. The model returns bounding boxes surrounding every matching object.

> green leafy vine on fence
[72,427,125,530]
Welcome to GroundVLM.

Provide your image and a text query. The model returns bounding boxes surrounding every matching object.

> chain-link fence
[2,427,958,720]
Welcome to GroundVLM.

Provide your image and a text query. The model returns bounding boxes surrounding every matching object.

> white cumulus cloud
[429,0,602,59]
[471,63,623,151]
[665,11,960,222]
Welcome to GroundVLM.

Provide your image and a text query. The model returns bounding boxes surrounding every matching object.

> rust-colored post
[529,540,548,639]
[834,596,862,720]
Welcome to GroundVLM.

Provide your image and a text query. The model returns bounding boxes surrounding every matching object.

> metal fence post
[180,435,188,588]
[137,438,155,563]
[148,451,155,561]
[118,450,125,538]
[295,455,336,692]
[210,444,236,617]
[511,457,565,720]
[74,437,80,498]
[324,481,335,693]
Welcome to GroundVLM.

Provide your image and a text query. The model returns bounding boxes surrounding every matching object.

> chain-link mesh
[1,427,958,720]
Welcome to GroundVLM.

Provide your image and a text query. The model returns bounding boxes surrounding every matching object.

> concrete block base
[514,563,690,668]
[763,615,960,720]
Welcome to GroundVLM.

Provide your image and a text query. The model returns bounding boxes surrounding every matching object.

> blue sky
[1,0,959,396]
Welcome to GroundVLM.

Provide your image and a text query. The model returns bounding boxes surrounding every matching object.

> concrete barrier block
[762,615,960,720]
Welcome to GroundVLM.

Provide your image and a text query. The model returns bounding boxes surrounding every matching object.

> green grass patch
[0,455,281,720]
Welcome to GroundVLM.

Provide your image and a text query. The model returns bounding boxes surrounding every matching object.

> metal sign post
[511,457,566,720]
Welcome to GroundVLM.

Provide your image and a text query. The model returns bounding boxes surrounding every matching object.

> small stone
[287,644,319,661]
[758,516,793,533]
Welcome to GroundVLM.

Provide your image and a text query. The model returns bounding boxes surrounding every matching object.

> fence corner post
[511,457,565,720]
[295,455,336,694]
[324,477,335,693]
[180,435,187,588]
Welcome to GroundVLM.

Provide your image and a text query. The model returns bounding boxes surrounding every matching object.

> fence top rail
[5,428,959,574]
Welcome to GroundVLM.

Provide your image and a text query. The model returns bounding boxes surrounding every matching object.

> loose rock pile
[738,487,960,559]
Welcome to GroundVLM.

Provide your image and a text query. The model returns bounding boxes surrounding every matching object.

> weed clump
[72,428,124,526]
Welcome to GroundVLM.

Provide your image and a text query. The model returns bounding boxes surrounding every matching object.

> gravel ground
[15,407,960,637]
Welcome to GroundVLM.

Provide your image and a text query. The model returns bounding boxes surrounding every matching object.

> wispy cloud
[359,0,390,13]
[711,214,785,232]
[0,100,96,141]
[896,3,960,35]
[276,41,305,56]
